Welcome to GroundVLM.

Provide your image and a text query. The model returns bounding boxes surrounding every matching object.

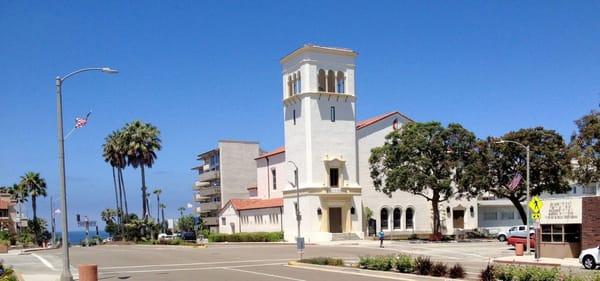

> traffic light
[76,214,80,223]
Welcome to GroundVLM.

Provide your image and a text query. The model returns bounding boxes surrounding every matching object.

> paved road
[0,241,532,281]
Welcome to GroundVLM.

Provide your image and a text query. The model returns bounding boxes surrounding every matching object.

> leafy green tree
[178,215,195,232]
[569,111,600,185]
[101,208,119,236]
[463,127,571,224]
[369,122,478,236]
[18,172,47,221]
[123,121,161,218]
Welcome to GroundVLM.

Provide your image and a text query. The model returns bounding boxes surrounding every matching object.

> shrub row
[358,255,465,279]
[207,232,283,242]
[480,264,600,281]
[299,257,344,267]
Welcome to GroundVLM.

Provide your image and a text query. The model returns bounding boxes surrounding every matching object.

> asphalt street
[1,241,545,281]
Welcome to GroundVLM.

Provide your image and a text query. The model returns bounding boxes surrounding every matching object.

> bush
[430,262,448,277]
[480,264,495,281]
[299,257,344,266]
[448,264,465,279]
[0,260,16,281]
[394,255,413,273]
[414,256,432,275]
[494,265,562,281]
[207,232,283,242]
[359,255,394,271]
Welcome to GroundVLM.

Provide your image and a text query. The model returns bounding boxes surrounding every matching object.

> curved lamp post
[56,67,118,281]
[287,160,303,258]
[495,139,531,256]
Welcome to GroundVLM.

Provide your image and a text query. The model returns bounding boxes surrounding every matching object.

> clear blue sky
[1,1,598,230]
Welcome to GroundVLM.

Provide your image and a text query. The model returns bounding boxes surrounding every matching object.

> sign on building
[539,197,582,224]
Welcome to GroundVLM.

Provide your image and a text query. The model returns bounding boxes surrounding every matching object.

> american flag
[75,111,92,129]
[508,173,522,191]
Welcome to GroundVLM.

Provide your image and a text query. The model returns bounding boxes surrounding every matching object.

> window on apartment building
[483,212,498,221]
[272,169,277,190]
[221,217,226,226]
[330,106,336,122]
[501,211,514,220]
[542,224,581,243]
[329,168,339,187]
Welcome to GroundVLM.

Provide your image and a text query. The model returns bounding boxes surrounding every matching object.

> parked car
[102,237,113,243]
[579,246,599,269]
[158,233,174,241]
[507,233,535,249]
[497,225,534,241]
[181,231,196,241]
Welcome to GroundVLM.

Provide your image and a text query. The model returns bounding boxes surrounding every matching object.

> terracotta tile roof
[228,198,283,211]
[356,111,414,130]
[254,112,414,159]
[255,146,285,160]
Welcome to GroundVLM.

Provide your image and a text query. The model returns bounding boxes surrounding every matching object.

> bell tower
[280,45,362,242]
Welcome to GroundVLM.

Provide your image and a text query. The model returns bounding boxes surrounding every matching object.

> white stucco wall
[218,204,240,234]
[239,207,283,233]
[256,153,285,199]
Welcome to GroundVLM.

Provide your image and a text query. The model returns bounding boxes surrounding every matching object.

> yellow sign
[532,213,541,220]
[529,196,543,214]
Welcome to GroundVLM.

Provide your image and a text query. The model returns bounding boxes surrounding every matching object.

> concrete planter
[0,244,8,253]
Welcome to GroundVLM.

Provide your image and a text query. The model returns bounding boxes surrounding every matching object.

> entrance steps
[331,233,361,241]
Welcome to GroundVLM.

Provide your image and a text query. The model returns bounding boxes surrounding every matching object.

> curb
[288,261,469,281]
[492,259,581,269]
[14,270,25,281]
[21,247,58,253]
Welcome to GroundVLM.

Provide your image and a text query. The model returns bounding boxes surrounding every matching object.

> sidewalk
[493,255,581,269]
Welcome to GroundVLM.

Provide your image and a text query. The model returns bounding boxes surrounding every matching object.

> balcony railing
[194,194,209,202]
[199,187,220,197]
[198,170,220,182]
[202,216,218,226]
[199,202,221,211]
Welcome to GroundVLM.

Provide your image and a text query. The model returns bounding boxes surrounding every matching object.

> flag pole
[64,127,77,140]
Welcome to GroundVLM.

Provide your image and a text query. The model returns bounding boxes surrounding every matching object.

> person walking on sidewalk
[378,230,385,248]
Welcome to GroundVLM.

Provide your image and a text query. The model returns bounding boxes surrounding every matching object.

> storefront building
[539,196,600,258]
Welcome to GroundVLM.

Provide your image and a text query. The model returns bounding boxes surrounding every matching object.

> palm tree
[178,207,185,218]
[153,189,162,224]
[19,172,47,221]
[100,208,117,224]
[159,203,166,232]
[123,121,161,219]
[7,184,28,234]
[103,131,123,223]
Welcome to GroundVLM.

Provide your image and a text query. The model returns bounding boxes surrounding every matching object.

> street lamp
[495,139,531,255]
[287,160,303,258]
[56,67,118,281]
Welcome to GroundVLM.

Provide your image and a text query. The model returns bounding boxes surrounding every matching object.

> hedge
[208,232,283,242]
[299,257,344,266]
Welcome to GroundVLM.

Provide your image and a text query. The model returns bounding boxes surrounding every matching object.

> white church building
[211,44,479,242]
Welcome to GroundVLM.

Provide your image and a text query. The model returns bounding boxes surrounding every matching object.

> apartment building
[192,140,261,232]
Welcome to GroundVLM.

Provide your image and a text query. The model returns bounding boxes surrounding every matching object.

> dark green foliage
[177,215,195,232]
[370,122,478,235]
[463,127,571,224]
[414,256,433,275]
[394,255,413,273]
[299,257,344,266]
[449,263,465,279]
[207,232,283,242]
[569,110,600,185]
[0,259,16,281]
[479,264,495,281]
[430,262,448,277]
[361,256,393,271]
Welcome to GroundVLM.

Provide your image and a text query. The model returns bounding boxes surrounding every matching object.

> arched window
[318,69,326,92]
[296,72,301,94]
[292,73,297,94]
[393,208,402,229]
[336,71,345,93]
[380,208,389,230]
[405,208,414,230]
[287,76,293,97]
[327,70,335,93]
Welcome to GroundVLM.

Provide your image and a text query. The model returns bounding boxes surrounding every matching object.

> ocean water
[55,231,109,244]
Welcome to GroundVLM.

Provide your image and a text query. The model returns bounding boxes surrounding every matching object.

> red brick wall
[582,196,600,249]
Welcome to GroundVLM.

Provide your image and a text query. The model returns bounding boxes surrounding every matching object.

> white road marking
[97,262,284,275]
[31,253,57,271]
[224,267,307,281]
[99,258,293,270]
